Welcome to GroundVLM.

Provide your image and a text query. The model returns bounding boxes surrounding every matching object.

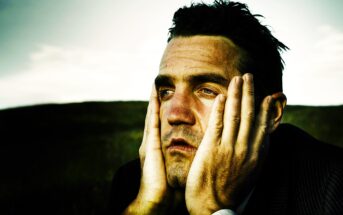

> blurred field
[0,101,342,214]
[282,105,343,147]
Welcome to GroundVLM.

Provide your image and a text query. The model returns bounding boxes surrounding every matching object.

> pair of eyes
[158,86,220,101]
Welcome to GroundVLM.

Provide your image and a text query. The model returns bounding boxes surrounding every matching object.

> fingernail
[231,76,237,83]
[235,76,242,85]
[247,73,253,81]
[243,73,253,81]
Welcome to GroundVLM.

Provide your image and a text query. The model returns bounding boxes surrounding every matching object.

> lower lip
[167,145,197,153]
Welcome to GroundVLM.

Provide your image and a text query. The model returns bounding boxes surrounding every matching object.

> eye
[200,88,216,95]
[158,88,174,101]
[197,87,218,98]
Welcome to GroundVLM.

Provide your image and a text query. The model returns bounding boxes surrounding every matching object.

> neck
[170,189,186,212]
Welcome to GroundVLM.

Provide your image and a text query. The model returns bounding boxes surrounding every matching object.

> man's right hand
[122,86,172,214]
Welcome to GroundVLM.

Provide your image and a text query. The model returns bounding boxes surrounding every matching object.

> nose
[167,90,195,126]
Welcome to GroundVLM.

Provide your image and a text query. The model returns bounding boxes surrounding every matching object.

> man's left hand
[185,74,274,215]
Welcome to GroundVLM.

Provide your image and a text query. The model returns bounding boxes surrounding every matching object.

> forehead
[159,35,241,79]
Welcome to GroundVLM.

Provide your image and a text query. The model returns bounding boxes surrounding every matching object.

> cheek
[159,103,168,129]
[194,98,215,132]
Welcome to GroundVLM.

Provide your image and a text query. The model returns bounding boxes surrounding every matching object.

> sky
[0,0,342,109]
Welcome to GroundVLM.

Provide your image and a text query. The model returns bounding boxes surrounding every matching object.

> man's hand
[122,86,171,214]
[185,74,274,214]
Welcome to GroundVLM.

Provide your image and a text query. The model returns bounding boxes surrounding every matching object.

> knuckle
[247,155,258,168]
[206,126,222,140]
[216,105,224,115]
[234,149,246,161]
[234,144,246,154]
[232,89,241,98]
[244,110,255,121]
[214,119,223,130]
[246,87,254,97]
[230,115,241,124]
[259,124,268,134]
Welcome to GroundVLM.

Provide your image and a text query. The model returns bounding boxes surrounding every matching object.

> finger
[139,86,154,153]
[140,96,151,148]
[235,73,255,154]
[201,94,226,148]
[250,95,273,160]
[139,85,159,161]
[221,76,243,147]
[145,85,161,151]
[141,85,164,173]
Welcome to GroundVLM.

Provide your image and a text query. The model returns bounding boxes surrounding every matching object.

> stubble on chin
[165,156,193,188]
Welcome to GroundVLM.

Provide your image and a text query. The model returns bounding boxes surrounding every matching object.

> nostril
[167,106,195,125]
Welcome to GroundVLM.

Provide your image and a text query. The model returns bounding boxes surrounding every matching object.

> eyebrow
[154,74,174,89]
[154,73,229,89]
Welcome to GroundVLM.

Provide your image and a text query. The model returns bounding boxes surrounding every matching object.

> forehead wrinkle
[161,45,232,68]
[160,56,225,71]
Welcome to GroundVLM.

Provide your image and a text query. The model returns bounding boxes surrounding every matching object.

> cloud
[284,25,343,105]
[0,44,160,109]
[311,25,343,74]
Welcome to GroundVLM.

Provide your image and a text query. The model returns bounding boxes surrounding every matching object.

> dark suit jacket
[108,124,343,215]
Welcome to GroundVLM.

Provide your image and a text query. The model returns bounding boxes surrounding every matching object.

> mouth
[167,138,197,153]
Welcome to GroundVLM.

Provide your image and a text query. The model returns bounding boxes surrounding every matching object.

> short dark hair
[168,0,288,102]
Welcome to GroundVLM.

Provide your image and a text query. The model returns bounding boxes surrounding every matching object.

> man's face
[156,35,242,188]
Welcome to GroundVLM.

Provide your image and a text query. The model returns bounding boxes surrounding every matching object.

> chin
[166,160,191,188]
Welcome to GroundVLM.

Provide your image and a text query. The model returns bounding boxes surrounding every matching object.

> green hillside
[282,105,343,147]
[0,102,342,214]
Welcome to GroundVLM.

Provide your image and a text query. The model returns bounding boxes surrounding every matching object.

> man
[109,1,343,214]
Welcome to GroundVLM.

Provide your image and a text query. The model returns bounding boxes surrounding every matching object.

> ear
[269,92,287,133]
